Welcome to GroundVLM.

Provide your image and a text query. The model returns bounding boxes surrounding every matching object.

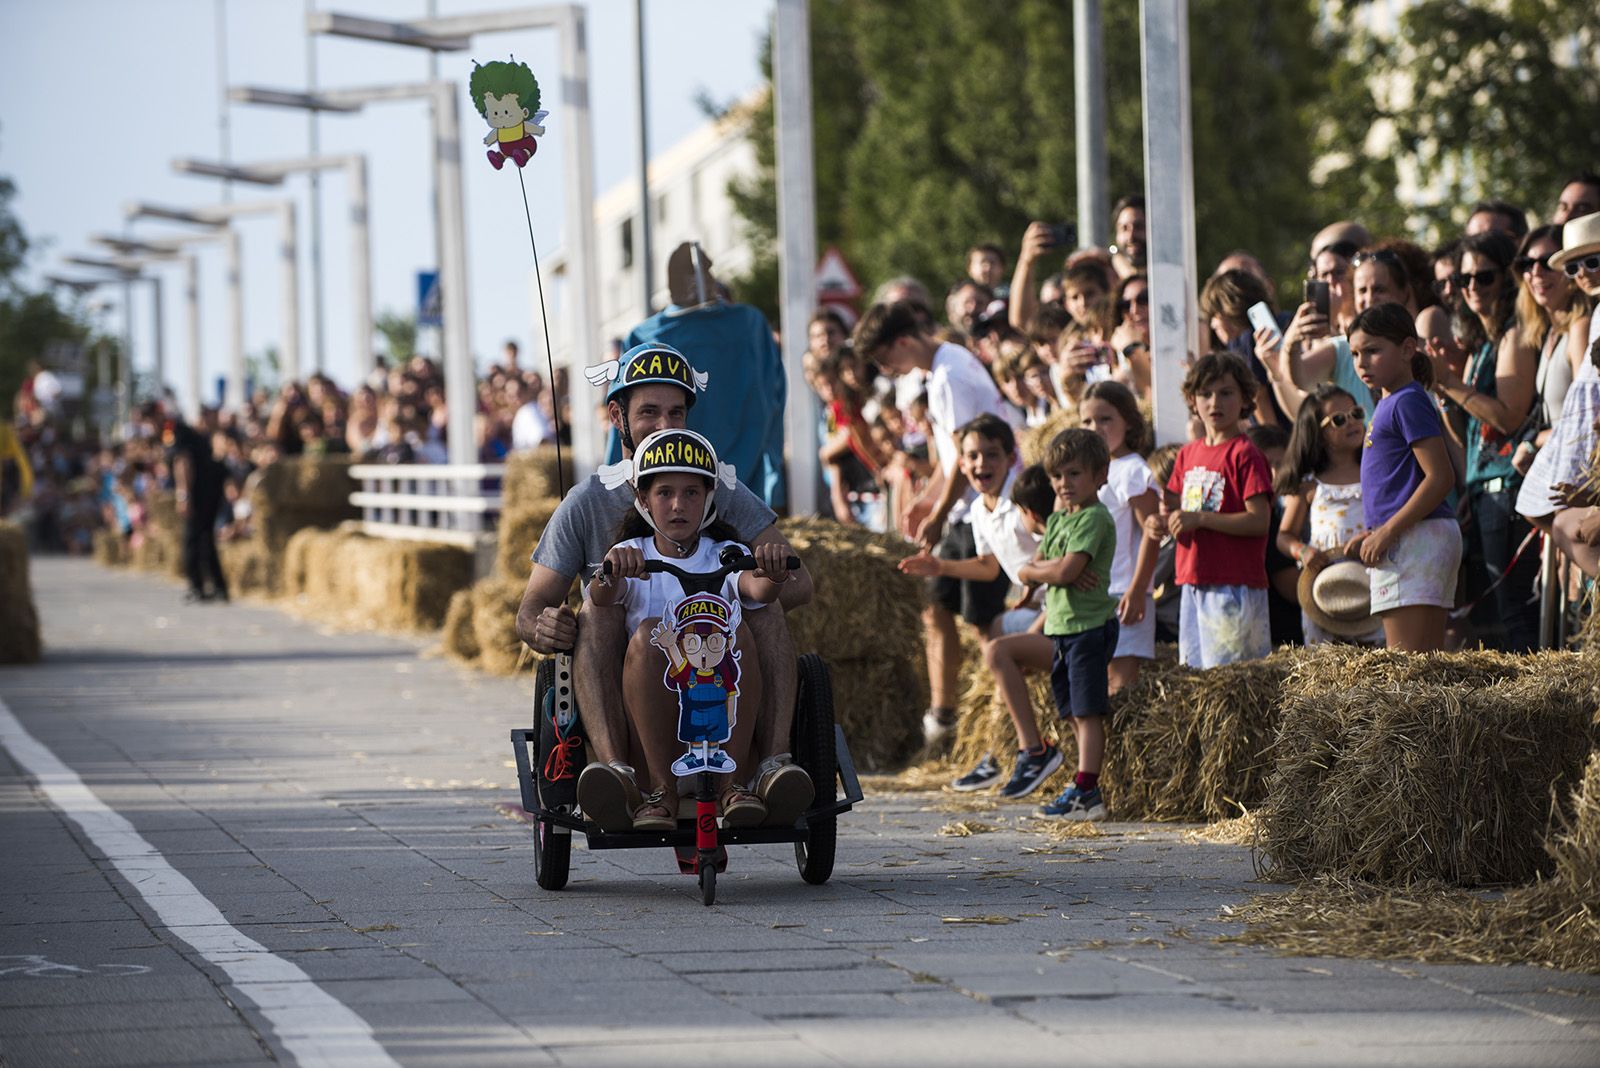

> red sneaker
[487,149,506,170]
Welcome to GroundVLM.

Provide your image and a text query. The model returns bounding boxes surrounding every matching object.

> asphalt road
[2,557,1597,1067]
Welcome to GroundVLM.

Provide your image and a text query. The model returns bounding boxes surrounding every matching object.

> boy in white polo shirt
[900,415,1064,797]
[856,301,1009,745]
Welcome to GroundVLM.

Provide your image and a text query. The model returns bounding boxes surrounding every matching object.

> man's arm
[516,562,579,653]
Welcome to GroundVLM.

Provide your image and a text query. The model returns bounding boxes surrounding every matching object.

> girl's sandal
[719,786,768,829]
[631,792,676,832]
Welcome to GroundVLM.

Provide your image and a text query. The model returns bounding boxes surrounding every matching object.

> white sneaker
[922,709,957,744]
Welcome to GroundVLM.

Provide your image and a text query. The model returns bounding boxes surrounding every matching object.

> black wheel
[535,659,582,811]
[793,653,837,886]
[699,856,716,906]
[533,817,570,891]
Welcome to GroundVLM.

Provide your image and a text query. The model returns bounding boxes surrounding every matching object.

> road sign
[417,270,442,327]
[814,246,861,303]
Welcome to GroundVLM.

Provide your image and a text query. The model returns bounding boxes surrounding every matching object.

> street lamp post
[44,275,127,436]
[64,256,164,427]
[228,81,476,467]
[100,228,242,414]
[174,154,373,379]
[93,236,213,420]
[304,6,602,478]
[125,199,300,400]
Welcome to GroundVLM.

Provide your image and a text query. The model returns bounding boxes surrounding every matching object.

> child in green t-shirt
[1018,428,1118,821]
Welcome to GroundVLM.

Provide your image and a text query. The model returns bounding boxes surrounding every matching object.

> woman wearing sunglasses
[1107,273,1152,401]
[1512,226,1593,476]
[1520,212,1600,578]
[1428,230,1540,651]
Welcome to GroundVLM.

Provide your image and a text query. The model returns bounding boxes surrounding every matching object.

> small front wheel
[699,855,716,906]
[533,818,570,891]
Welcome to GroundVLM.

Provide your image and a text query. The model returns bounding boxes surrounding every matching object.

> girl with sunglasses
[1275,384,1384,645]
[1427,230,1540,651]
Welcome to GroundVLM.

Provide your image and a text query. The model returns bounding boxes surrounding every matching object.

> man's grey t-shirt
[530,474,779,582]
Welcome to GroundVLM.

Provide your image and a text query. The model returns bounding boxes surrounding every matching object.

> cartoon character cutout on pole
[654,592,742,777]
[470,59,549,171]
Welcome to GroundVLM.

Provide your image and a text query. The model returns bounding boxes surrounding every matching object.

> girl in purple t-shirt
[1344,303,1461,652]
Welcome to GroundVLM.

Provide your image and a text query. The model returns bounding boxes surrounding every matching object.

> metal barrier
[348,463,505,572]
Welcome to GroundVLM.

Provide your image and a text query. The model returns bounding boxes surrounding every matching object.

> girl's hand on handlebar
[752,542,792,583]
[602,544,646,582]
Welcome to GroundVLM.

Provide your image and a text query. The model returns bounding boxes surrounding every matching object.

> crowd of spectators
[803,175,1600,663]
[1,338,570,560]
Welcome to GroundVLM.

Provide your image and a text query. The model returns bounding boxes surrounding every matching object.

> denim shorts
[1049,618,1119,719]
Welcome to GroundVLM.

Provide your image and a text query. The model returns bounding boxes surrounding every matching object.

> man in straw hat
[516,342,815,831]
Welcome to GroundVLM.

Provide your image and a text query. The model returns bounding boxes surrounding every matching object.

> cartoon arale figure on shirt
[651,592,741,777]
[469,59,548,170]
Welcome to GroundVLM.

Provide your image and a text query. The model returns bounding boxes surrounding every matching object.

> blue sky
[0,0,772,406]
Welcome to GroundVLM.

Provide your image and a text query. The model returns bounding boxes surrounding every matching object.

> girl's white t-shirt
[594,536,766,635]
[1097,451,1158,594]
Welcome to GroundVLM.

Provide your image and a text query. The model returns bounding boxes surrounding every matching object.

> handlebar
[600,549,801,597]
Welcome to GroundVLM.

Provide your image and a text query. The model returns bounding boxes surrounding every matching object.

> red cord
[542,711,581,782]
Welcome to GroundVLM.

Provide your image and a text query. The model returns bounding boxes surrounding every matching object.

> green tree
[726,1,1340,320]
[1322,0,1600,239]
[0,162,87,419]
[374,311,417,365]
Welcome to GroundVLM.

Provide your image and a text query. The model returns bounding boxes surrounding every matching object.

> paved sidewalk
[1,558,1597,1067]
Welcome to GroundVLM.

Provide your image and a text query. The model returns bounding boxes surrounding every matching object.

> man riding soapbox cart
[510,545,864,906]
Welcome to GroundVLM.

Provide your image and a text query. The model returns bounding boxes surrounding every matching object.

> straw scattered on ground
[1226,752,1600,974]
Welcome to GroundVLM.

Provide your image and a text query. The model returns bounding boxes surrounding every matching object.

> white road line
[0,696,401,1068]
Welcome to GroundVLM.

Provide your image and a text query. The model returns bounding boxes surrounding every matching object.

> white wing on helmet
[716,463,737,490]
[596,460,634,490]
[691,368,710,392]
[584,360,621,387]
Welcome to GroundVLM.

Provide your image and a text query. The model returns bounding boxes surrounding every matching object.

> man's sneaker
[1037,784,1107,821]
[577,762,641,832]
[998,743,1065,799]
[755,755,815,827]
[950,753,1002,792]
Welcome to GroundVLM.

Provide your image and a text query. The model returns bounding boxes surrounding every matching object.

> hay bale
[1262,647,1600,887]
[282,526,473,632]
[91,527,128,567]
[441,588,481,664]
[252,457,360,553]
[948,644,1291,822]
[130,529,181,577]
[777,517,929,767]
[495,498,560,581]
[470,577,529,675]
[218,540,277,598]
[503,447,573,509]
[0,521,41,664]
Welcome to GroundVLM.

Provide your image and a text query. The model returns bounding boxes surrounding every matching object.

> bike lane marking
[0,695,401,1068]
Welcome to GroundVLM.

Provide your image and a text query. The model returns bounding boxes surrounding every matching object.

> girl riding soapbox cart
[510,547,864,906]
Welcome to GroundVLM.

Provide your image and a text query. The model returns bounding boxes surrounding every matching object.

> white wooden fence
[348,464,505,572]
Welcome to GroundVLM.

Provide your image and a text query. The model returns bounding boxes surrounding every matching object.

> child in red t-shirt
[1158,352,1275,668]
